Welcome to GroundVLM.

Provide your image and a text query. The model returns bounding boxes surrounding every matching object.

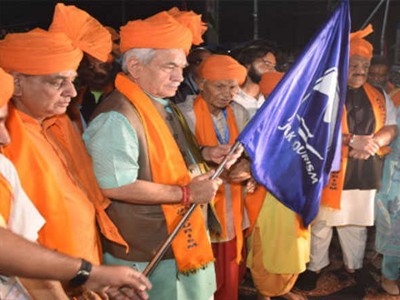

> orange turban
[0,29,83,75]
[350,24,373,60]
[0,68,13,108]
[120,9,203,54]
[259,71,284,96]
[49,3,111,62]
[167,7,207,45]
[198,55,247,85]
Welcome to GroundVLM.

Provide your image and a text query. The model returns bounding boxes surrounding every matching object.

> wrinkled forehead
[22,70,78,80]
[349,55,370,65]
[206,78,239,87]
[153,48,187,66]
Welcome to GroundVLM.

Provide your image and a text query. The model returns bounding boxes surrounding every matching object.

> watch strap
[69,259,92,287]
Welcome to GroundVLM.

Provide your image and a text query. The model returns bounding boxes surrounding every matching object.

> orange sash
[114,73,214,273]
[0,173,12,224]
[244,186,266,236]
[193,95,244,263]
[321,83,389,209]
[3,105,127,259]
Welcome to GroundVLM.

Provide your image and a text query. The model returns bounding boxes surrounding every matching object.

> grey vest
[91,89,213,262]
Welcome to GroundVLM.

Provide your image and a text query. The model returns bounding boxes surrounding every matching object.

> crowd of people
[0,3,399,300]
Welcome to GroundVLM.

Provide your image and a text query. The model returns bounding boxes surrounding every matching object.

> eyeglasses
[349,63,370,71]
[259,59,276,69]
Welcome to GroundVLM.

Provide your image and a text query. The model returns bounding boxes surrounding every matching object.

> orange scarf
[244,186,266,236]
[321,83,389,209]
[193,95,244,263]
[4,105,127,259]
[115,73,214,273]
[0,173,12,224]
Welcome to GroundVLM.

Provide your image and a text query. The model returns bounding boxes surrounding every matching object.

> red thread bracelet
[180,185,186,205]
[180,185,191,208]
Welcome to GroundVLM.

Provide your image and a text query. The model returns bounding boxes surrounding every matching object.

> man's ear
[126,56,142,80]
[11,73,23,97]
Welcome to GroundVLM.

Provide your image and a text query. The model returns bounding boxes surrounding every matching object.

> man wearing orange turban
[233,45,277,118]
[0,67,151,300]
[297,24,398,293]
[49,3,117,134]
[0,29,137,298]
[119,7,206,55]
[83,8,244,300]
[178,54,251,300]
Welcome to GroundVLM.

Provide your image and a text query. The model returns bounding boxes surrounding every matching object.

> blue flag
[237,0,350,226]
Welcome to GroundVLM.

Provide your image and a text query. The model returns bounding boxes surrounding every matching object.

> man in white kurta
[0,154,44,299]
[297,25,398,292]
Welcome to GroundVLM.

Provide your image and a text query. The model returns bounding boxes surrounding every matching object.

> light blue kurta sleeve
[83,111,139,189]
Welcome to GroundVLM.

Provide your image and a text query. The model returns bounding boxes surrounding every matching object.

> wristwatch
[343,133,354,146]
[69,259,92,287]
[349,134,355,146]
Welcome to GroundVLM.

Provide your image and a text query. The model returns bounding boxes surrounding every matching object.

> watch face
[78,270,91,277]
[69,259,92,287]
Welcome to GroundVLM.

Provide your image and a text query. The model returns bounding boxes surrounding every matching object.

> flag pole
[143,141,242,277]
[360,0,386,30]
[380,0,390,55]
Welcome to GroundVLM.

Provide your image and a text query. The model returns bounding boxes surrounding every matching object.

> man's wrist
[343,133,354,146]
[372,135,382,147]
[68,259,92,288]
[200,146,210,161]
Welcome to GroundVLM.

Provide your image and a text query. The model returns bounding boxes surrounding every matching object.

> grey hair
[121,48,157,73]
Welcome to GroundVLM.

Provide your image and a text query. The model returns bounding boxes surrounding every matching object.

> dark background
[1,0,399,62]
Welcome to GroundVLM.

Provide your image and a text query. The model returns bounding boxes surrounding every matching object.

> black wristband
[69,259,92,287]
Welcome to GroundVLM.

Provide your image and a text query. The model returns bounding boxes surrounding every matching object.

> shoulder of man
[231,100,250,117]
[230,100,250,128]
[89,89,146,136]
[91,90,130,118]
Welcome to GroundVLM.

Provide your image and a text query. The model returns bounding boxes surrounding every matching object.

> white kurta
[0,154,45,240]
[233,89,265,119]
[316,190,376,227]
[0,154,45,300]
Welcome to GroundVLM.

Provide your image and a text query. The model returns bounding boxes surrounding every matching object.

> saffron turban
[120,8,205,54]
[259,71,284,97]
[0,29,83,75]
[198,54,247,85]
[167,7,207,45]
[350,24,373,60]
[49,3,111,62]
[0,68,13,108]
